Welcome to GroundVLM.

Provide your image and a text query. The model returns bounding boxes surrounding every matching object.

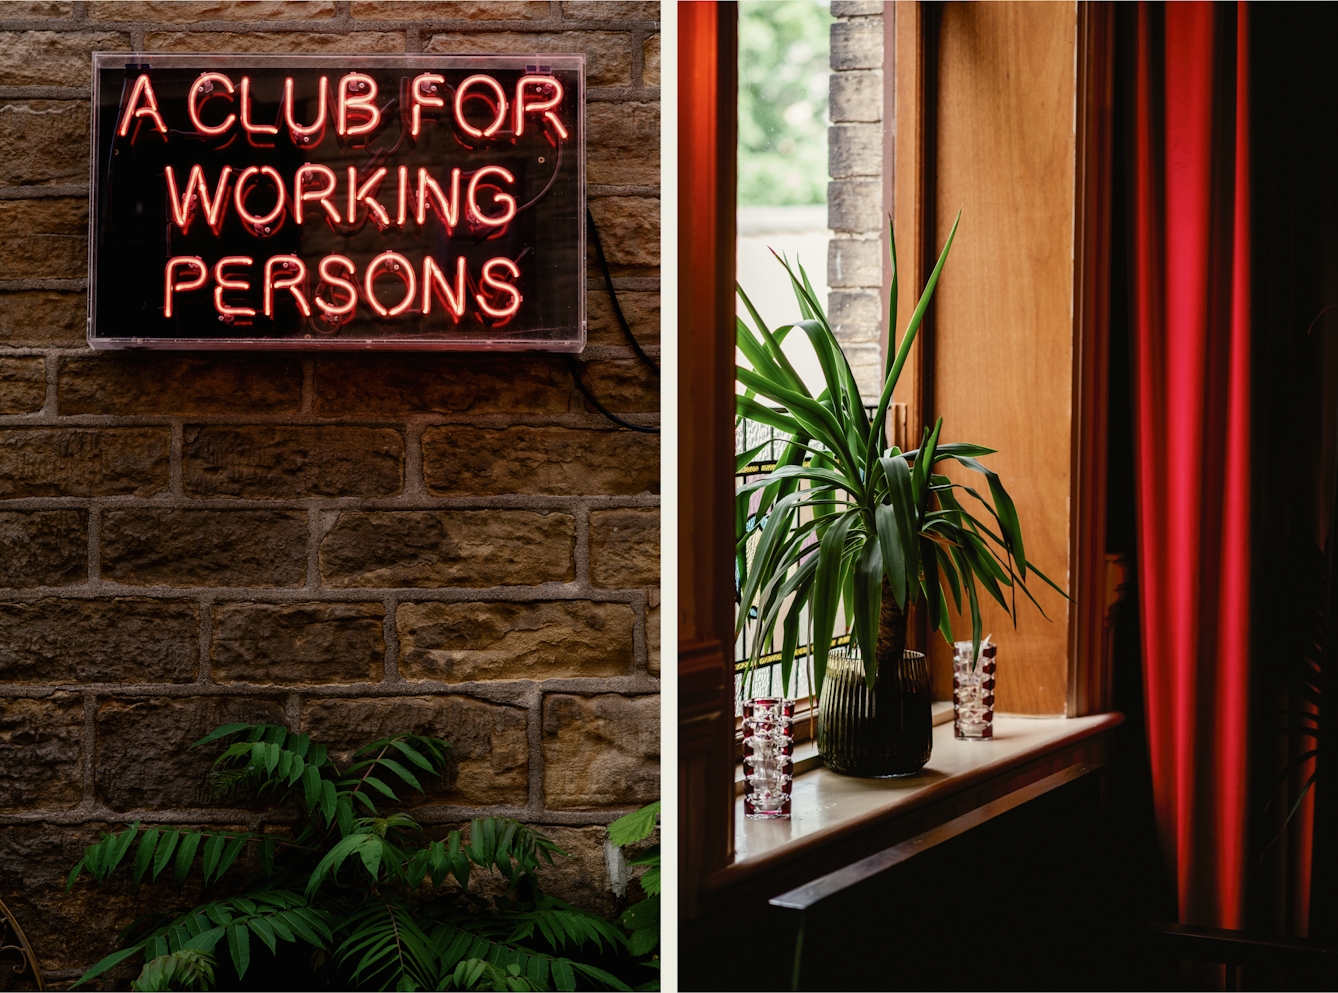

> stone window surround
[828,0,885,399]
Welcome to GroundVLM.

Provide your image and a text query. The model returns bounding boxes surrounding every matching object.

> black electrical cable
[573,208,660,433]
[586,206,660,374]
[567,356,659,434]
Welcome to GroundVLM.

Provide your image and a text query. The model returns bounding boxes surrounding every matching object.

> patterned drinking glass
[743,697,794,818]
[952,641,997,739]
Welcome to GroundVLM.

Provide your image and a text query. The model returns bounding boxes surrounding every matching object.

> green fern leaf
[129,825,157,884]
[174,830,203,884]
[389,738,437,772]
[248,915,278,954]
[277,908,322,946]
[191,722,254,748]
[376,757,424,792]
[307,833,370,896]
[151,828,180,881]
[359,836,384,879]
[106,820,141,876]
[552,957,575,992]
[213,833,248,882]
[227,922,251,980]
[69,945,143,988]
[608,803,660,847]
[201,832,225,882]
[321,777,337,824]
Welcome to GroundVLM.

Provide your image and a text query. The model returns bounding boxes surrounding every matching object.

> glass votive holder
[952,641,998,740]
[742,697,794,818]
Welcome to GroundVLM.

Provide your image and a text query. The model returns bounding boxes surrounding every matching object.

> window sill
[708,710,1124,903]
[735,701,953,795]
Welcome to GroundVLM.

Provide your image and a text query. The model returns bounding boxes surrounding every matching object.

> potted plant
[735,217,1063,777]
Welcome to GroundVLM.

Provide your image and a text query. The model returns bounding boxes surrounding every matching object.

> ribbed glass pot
[817,647,932,777]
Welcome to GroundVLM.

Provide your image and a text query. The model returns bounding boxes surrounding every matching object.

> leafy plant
[606,802,659,990]
[67,723,640,992]
[735,217,1065,697]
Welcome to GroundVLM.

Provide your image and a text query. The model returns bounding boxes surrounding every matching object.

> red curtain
[1132,1,1251,929]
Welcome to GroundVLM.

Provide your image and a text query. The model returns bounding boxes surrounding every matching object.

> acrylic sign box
[89,53,585,351]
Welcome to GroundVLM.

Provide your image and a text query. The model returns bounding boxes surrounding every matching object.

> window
[679,2,1117,950]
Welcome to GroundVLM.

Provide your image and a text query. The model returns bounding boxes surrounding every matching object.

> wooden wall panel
[927,2,1078,715]
[892,1,930,462]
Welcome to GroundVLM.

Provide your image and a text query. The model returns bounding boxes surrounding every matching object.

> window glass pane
[735,0,835,712]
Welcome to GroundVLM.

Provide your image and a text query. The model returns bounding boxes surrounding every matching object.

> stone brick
[101,510,308,588]
[313,354,570,415]
[587,196,659,267]
[829,122,882,178]
[830,69,882,123]
[0,428,169,498]
[587,288,659,347]
[830,287,883,329]
[0,356,44,413]
[422,426,658,496]
[646,596,659,675]
[397,600,634,682]
[320,510,575,588]
[91,0,336,20]
[0,100,88,186]
[352,0,547,18]
[426,31,631,88]
[836,342,882,398]
[588,101,659,186]
[0,598,198,684]
[211,602,385,685]
[1,2,73,14]
[0,199,87,279]
[561,1,659,18]
[0,694,83,811]
[589,508,658,589]
[0,822,179,976]
[95,695,286,809]
[828,235,883,288]
[576,358,659,416]
[642,32,660,87]
[0,290,86,348]
[301,695,529,807]
[0,31,128,86]
[828,178,883,233]
[184,425,403,499]
[59,354,302,415]
[542,693,658,809]
[146,30,405,52]
[0,510,85,588]
[831,0,883,16]
[530,825,614,915]
[831,19,882,72]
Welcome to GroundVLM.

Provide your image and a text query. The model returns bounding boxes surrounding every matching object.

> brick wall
[827,0,883,396]
[0,1,660,982]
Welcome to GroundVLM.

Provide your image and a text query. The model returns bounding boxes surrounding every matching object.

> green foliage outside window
[738,0,834,206]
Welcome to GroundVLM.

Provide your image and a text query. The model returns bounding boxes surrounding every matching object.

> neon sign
[89,54,585,350]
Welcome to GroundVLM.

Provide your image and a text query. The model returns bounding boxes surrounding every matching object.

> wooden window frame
[678,0,1116,922]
